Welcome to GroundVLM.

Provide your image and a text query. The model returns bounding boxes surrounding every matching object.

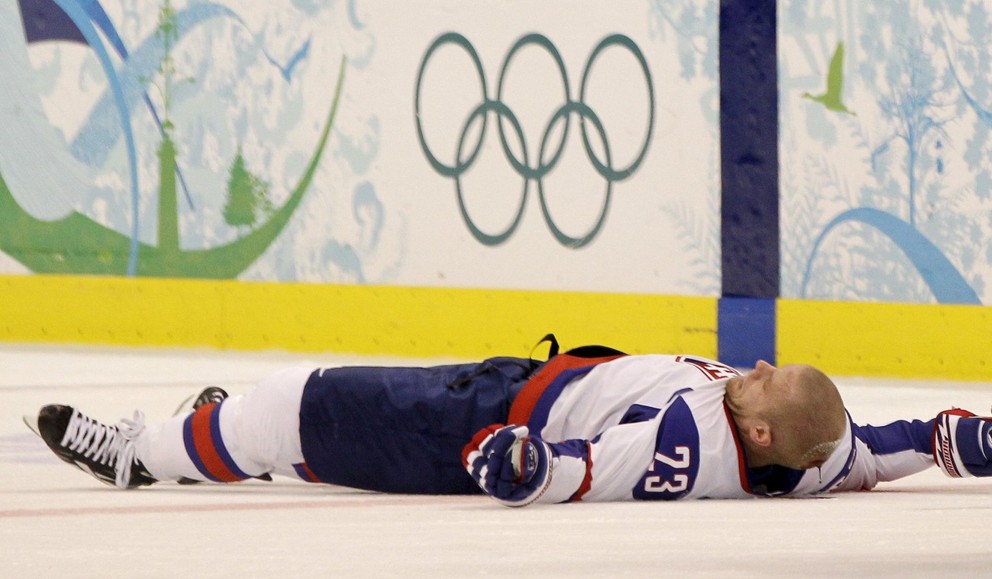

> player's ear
[749,421,772,448]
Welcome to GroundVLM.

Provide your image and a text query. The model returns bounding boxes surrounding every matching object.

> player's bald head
[767,364,846,469]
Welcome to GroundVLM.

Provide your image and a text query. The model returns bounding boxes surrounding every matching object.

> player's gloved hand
[932,409,992,477]
[462,424,553,507]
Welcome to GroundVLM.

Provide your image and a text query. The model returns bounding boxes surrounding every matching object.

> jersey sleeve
[830,417,935,492]
[531,396,703,504]
[529,419,659,504]
[529,409,940,502]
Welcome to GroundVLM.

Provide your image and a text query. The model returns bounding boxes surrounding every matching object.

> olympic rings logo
[415,32,655,248]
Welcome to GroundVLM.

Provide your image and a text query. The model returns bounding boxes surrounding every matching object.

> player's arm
[829,417,934,491]
[832,409,992,491]
[461,420,660,507]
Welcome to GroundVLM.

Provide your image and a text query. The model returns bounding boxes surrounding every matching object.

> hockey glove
[932,409,992,478]
[462,424,553,507]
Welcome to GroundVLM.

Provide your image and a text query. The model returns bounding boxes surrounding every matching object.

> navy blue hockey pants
[298,357,536,494]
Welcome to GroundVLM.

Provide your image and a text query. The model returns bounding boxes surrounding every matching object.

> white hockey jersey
[507,354,935,503]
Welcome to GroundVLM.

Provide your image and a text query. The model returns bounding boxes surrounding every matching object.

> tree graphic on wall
[873,37,949,229]
[224,147,274,236]
[796,16,980,305]
[0,0,347,278]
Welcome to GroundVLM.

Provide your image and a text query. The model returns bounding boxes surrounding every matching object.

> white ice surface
[2,344,992,578]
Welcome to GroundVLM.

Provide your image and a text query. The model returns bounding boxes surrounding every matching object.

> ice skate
[28,405,157,489]
[172,385,229,416]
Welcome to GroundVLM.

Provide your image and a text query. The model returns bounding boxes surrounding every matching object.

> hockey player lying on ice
[28,341,992,507]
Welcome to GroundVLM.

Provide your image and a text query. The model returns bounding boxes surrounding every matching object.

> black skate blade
[172,393,196,417]
[22,414,41,438]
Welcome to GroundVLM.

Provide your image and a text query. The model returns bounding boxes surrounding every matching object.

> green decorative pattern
[0,57,345,279]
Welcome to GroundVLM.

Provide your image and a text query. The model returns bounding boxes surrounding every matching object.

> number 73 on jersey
[643,446,692,494]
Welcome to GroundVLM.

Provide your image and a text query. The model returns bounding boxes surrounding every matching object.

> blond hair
[762,365,846,468]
